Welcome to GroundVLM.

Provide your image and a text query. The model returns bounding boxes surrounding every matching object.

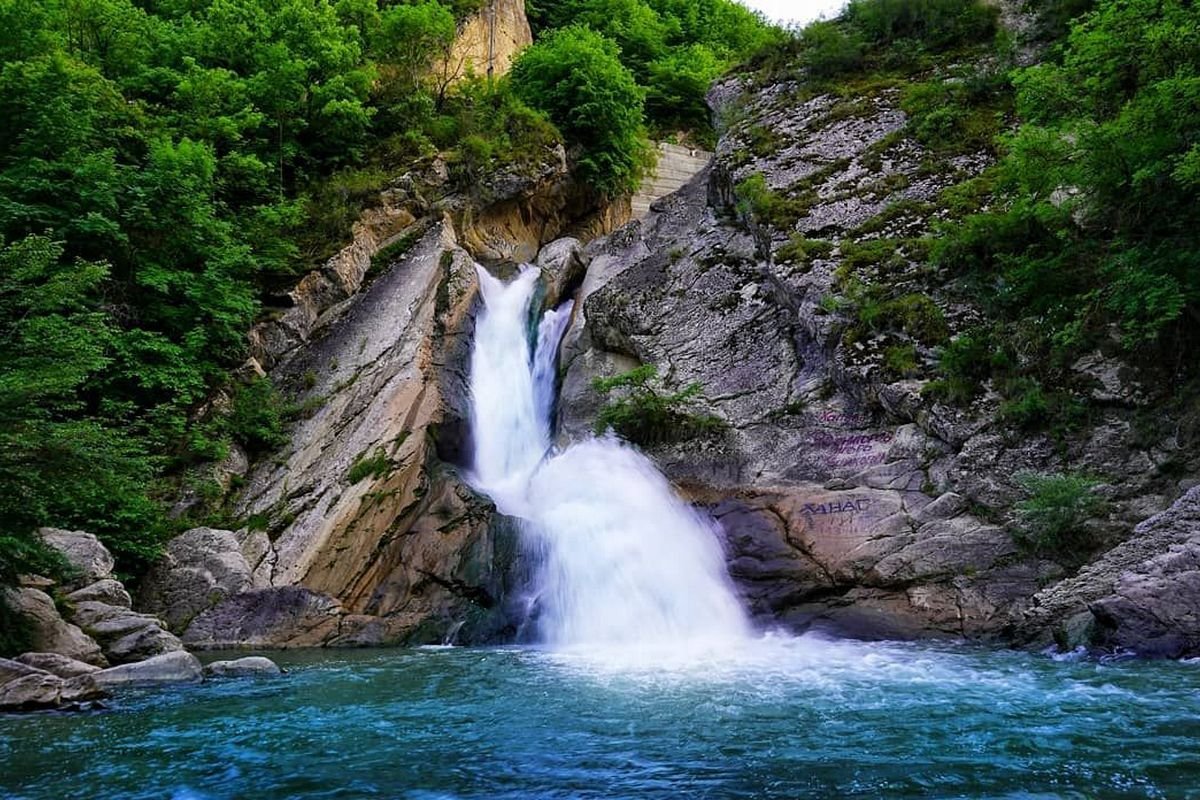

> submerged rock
[203,656,282,678]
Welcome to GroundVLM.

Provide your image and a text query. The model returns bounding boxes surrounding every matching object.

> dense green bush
[512,26,652,196]
[528,0,778,137]
[846,0,999,51]
[1013,471,1108,562]
[593,365,724,445]
[935,0,1200,367]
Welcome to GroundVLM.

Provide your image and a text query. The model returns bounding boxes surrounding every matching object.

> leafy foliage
[593,365,724,446]
[528,0,779,139]
[512,26,652,196]
[933,0,1200,393]
[1013,471,1108,562]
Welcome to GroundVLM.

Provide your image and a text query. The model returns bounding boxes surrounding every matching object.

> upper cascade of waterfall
[468,263,749,650]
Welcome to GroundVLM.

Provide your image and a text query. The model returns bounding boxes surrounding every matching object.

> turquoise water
[3,636,1200,799]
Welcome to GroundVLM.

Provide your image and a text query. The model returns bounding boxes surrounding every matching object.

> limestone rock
[4,587,106,666]
[66,579,132,608]
[203,656,282,678]
[92,651,203,688]
[1018,485,1200,654]
[140,527,254,633]
[535,237,588,308]
[181,587,346,649]
[14,652,100,678]
[0,658,105,710]
[70,600,184,664]
[38,528,113,588]
[1090,537,1200,657]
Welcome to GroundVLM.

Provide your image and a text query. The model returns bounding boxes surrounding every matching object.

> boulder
[3,587,106,666]
[535,237,588,308]
[91,651,203,688]
[1018,485,1200,654]
[0,657,106,710]
[203,656,282,678]
[38,528,114,588]
[14,652,101,678]
[0,671,63,710]
[139,527,255,633]
[181,587,344,649]
[66,579,132,608]
[69,600,184,664]
[1090,536,1200,658]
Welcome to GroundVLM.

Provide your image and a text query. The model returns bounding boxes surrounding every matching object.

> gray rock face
[4,587,106,666]
[91,651,203,688]
[181,587,347,649]
[1018,486,1200,657]
[139,527,262,633]
[535,237,589,308]
[203,656,282,678]
[14,652,101,678]
[38,528,114,588]
[67,579,132,608]
[556,60,1185,646]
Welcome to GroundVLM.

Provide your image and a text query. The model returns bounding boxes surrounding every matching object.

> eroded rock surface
[556,66,1191,649]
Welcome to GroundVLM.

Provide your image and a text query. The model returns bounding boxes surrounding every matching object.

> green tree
[511,25,652,195]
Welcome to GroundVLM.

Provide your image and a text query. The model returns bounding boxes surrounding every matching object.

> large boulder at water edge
[91,651,203,688]
[203,656,282,678]
[139,526,271,633]
[3,587,106,666]
[38,528,115,589]
[1017,485,1200,657]
[0,657,107,711]
[15,652,101,678]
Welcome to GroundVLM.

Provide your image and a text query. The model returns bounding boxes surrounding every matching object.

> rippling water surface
[3,636,1200,799]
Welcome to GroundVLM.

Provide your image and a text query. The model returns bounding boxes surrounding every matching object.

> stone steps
[631,142,712,218]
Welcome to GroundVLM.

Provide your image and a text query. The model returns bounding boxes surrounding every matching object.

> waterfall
[469,264,749,649]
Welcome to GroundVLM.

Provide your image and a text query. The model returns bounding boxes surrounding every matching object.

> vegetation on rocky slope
[0,0,776,590]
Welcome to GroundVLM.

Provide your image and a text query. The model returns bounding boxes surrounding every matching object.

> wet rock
[14,652,100,678]
[92,651,203,688]
[203,656,282,678]
[38,528,114,588]
[1018,485,1200,654]
[535,237,588,308]
[0,658,106,710]
[3,587,106,666]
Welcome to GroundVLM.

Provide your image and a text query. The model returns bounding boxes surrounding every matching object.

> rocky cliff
[556,52,1200,655]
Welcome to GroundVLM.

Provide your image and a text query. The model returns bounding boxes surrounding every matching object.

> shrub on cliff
[592,365,724,445]
[511,26,652,196]
[1013,472,1109,563]
[846,0,999,51]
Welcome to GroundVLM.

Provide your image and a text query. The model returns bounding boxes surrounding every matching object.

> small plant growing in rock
[1013,471,1108,562]
[593,365,725,446]
[347,447,393,484]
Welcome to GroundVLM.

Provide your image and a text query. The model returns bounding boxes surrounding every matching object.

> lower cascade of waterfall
[468,264,749,648]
